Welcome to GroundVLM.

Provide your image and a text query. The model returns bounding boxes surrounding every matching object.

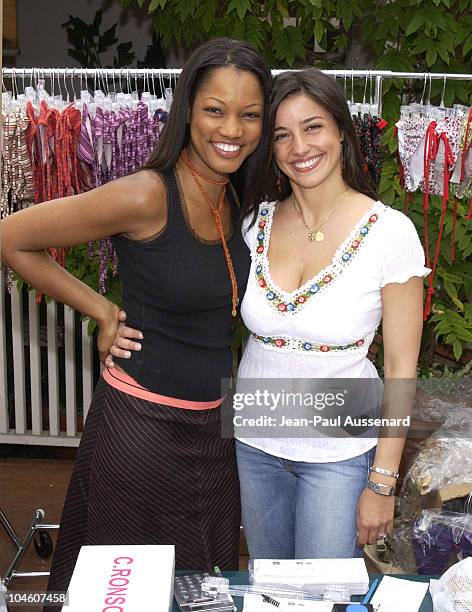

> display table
[172,572,434,611]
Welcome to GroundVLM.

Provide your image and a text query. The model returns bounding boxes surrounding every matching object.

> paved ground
[0,454,249,610]
[0,456,73,611]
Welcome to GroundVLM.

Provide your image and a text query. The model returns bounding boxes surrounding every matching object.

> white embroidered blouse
[235,200,430,462]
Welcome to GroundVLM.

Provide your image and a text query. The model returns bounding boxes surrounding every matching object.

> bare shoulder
[114,169,166,214]
[347,191,378,215]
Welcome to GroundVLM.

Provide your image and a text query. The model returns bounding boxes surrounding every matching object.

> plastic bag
[430,556,472,612]
[397,402,472,521]
[388,509,472,574]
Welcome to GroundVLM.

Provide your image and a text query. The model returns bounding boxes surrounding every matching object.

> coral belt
[103,367,223,410]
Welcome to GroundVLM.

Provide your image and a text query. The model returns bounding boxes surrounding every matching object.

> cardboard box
[423,482,472,508]
[66,545,175,611]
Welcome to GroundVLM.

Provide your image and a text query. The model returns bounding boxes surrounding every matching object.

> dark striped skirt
[44,378,240,610]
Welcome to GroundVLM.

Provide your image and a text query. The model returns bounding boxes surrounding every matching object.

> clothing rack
[3,68,472,78]
[3,68,472,117]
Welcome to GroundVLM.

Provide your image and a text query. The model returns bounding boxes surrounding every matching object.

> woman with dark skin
[0,38,272,602]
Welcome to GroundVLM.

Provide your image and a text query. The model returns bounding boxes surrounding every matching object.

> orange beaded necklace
[180,149,239,317]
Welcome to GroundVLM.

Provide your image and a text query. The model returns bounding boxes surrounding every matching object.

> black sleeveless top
[111,168,251,402]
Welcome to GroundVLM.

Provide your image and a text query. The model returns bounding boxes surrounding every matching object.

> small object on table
[174,572,236,612]
[369,576,429,612]
[362,579,379,604]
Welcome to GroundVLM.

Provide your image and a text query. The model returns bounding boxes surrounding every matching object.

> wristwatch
[366,480,395,496]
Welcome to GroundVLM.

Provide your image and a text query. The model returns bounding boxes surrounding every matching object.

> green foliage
[60,0,472,366]
[64,244,122,306]
[122,0,472,71]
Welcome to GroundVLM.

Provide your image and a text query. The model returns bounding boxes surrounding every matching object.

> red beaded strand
[180,150,239,317]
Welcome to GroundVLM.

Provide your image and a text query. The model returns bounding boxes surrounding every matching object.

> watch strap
[366,480,395,496]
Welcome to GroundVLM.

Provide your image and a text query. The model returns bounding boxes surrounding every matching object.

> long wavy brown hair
[241,68,378,225]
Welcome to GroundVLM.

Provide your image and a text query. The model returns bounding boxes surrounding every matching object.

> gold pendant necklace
[292,189,350,243]
[309,229,325,242]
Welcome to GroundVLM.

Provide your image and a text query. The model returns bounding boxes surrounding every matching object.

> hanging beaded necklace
[180,149,239,317]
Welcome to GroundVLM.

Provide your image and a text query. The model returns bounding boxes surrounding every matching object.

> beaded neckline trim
[254,201,385,315]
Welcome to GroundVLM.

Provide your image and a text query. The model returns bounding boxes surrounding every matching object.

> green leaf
[426,47,438,67]
[439,271,465,283]
[87,318,97,336]
[375,50,413,72]
[444,310,467,325]
[273,25,306,66]
[314,19,324,44]
[337,0,353,30]
[405,11,425,36]
[437,43,450,64]
[149,0,168,11]
[120,0,133,7]
[226,14,265,49]
[276,0,289,18]
[444,280,464,310]
[196,0,216,32]
[456,25,470,45]
[464,34,472,57]
[228,0,253,21]
[453,339,463,361]
[174,0,199,22]
[427,9,448,30]
[457,328,472,342]
[335,33,349,49]
[412,34,432,55]
[362,14,377,43]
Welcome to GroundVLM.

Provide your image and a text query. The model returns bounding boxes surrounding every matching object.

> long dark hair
[144,38,272,213]
[241,68,378,223]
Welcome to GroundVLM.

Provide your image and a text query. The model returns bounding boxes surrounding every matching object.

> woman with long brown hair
[235,69,428,558]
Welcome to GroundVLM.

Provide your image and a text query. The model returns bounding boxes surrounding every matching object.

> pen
[261,593,281,607]
[362,578,379,604]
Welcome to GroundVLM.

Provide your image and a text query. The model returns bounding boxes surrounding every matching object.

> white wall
[16,0,156,69]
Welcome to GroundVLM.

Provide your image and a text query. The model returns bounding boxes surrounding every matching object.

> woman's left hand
[356,487,394,546]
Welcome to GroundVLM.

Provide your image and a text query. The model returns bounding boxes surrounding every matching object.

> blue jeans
[236,440,375,559]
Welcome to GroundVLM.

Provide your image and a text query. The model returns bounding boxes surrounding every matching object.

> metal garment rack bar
[2,68,472,79]
[2,67,471,129]
[3,68,471,117]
